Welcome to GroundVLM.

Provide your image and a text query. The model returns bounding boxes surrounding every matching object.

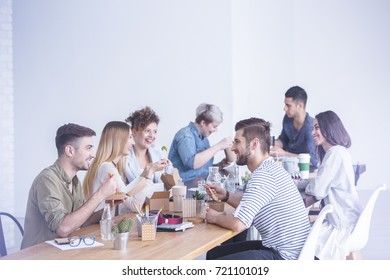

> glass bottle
[100,203,113,240]
[206,166,223,187]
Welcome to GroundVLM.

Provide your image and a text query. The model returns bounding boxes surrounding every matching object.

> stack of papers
[157,222,194,232]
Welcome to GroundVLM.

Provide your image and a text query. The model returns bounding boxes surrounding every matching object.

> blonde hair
[83,121,131,199]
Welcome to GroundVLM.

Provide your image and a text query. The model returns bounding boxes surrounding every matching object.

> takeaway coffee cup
[283,156,299,174]
[172,185,187,212]
[298,153,310,179]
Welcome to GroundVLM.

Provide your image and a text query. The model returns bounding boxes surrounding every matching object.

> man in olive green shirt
[21,123,118,249]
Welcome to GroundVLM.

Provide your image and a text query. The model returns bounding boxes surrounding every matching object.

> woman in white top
[82,121,168,214]
[124,107,172,188]
[298,110,362,259]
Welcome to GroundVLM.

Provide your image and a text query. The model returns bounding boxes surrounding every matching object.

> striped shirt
[234,157,311,260]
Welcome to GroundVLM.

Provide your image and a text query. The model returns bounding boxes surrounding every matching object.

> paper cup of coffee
[298,153,310,179]
[283,156,299,174]
[172,185,187,212]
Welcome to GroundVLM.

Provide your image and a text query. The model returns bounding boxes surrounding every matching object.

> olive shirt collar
[53,159,80,192]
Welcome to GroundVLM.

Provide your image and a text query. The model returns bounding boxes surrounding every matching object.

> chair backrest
[298,204,334,260]
[0,212,24,257]
[346,183,386,254]
[353,163,366,186]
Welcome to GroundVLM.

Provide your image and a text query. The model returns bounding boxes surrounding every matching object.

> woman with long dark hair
[299,110,362,259]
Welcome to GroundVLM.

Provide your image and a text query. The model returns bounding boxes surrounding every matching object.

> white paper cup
[172,185,187,212]
[283,156,299,174]
[298,153,311,179]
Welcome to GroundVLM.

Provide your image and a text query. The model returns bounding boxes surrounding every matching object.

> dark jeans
[221,229,248,245]
[206,240,284,260]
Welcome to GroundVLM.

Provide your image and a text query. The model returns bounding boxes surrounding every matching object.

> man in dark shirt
[271,86,318,169]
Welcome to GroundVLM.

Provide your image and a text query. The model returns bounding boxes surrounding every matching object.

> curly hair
[125,106,160,131]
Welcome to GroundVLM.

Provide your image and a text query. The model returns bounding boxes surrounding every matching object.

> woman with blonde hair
[83,121,168,214]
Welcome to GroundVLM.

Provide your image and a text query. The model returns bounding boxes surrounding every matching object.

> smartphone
[54,238,70,245]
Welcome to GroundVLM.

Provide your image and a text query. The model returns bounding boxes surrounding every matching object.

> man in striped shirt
[205,118,310,260]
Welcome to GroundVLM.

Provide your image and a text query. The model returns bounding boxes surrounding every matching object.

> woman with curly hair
[125,106,171,189]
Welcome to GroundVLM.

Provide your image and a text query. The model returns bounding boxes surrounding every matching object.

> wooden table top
[2,209,238,260]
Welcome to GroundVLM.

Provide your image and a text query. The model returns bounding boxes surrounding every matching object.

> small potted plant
[192,190,205,214]
[241,170,252,191]
[111,218,134,250]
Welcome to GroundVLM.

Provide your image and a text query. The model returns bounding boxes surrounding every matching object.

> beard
[236,147,251,166]
[80,157,94,171]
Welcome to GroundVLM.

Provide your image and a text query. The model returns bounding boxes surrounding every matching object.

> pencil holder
[141,223,156,241]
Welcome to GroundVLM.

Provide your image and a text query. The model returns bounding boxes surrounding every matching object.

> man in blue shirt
[168,103,235,182]
[271,86,318,170]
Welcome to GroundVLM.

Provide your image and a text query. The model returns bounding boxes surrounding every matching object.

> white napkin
[45,240,104,251]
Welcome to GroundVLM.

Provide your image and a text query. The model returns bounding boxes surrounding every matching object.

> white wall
[12,0,233,217]
[232,0,390,191]
[9,0,390,220]
[231,0,295,129]
[293,0,390,189]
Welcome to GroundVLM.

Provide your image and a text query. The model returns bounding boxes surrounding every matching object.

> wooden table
[2,210,238,260]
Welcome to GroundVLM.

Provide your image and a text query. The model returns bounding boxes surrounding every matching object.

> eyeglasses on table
[68,236,96,247]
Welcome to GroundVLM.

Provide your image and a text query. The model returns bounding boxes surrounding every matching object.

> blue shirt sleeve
[176,133,197,169]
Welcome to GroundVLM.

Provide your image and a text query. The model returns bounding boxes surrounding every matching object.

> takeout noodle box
[160,168,181,191]
[208,201,225,212]
[106,192,127,201]
[145,191,170,211]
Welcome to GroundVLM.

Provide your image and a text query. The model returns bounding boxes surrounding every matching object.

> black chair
[353,163,366,186]
[0,212,24,257]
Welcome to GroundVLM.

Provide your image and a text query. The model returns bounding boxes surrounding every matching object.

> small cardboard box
[146,191,170,211]
[160,168,181,191]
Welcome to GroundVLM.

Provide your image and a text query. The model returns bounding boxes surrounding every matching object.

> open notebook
[157,222,194,232]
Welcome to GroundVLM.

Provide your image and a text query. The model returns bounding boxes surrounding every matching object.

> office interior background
[0,0,389,259]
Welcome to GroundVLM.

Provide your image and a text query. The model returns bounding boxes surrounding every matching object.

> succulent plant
[192,190,205,200]
[111,225,120,234]
[241,170,252,183]
[112,218,134,233]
